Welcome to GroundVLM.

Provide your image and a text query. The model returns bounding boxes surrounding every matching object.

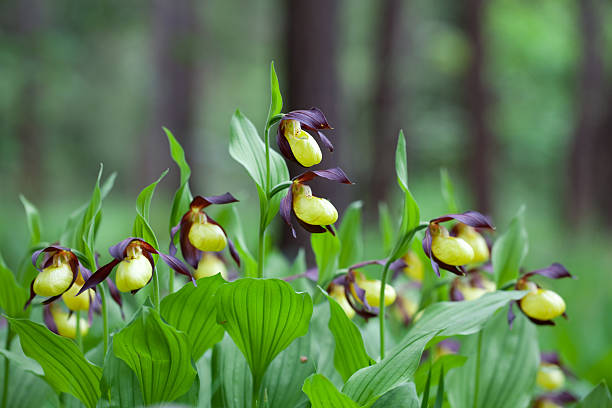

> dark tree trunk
[282,0,341,257]
[145,0,200,187]
[463,0,494,214]
[568,0,606,225]
[369,0,405,207]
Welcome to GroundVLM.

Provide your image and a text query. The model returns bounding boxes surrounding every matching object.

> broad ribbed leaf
[0,263,29,317]
[578,382,612,408]
[100,341,143,408]
[303,374,360,408]
[260,331,314,407]
[229,110,289,226]
[113,306,196,405]
[493,207,528,287]
[211,336,253,408]
[0,355,56,408]
[342,291,526,406]
[19,195,42,246]
[373,383,419,408]
[447,312,539,408]
[311,232,340,286]
[338,201,363,268]
[229,207,258,277]
[215,278,313,392]
[7,318,102,408]
[324,290,374,382]
[161,274,226,360]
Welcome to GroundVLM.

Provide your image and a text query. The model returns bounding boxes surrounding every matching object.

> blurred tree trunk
[282,0,341,258]
[462,0,494,214]
[145,0,200,187]
[369,0,406,207]
[568,0,606,225]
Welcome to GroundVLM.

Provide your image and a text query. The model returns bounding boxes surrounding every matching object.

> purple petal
[317,131,334,152]
[169,222,181,257]
[179,216,201,268]
[78,259,120,294]
[296,218,327,234]
[437,339,461,353]
[191,193,239,209]
[43,305,58,334]
[109,238,138,260]
[450,280,465,301]
[431,211,494,230]
[507,301,517,329]
[159,253,196,285]
[24,280,37,310]
[295,167,352,184]
[227,238,241,267]
[540,352,562,366]
[523,263,574,280]
[41,294,62,305]
[422,227,465,277]
[280,189,296,238]
[283,108,332,131]
[276,127,297,162]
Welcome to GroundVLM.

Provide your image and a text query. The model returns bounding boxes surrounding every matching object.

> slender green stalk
[75,311,82,351]
[473,331,483,408]
[2,327,14,408]
[99,284,109,355]
[168,268,175,294]
[152,265,160,311]
[256,225,266,279]
[256,124,274,279]
[378,259,393,359]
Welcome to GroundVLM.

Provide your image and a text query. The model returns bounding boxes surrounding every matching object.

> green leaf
[421,366,433,408]
[433,365,445,408]
[0,263,29,317]
[414,354,467,394]
[0,354,56,408]
[0,348,44,377]
[260,331,314,407]
[100,341,144,408]
[323,289,374,382]
[311,232,341,287]
[337,201,364,269]
[113,306,197,405]
[372,383,419,408]
[395,130,409,191]
[7,318,102,408]
[164,127,192,186]
[19,195,42,247]
[165,127,194,233]
[229,110,289,226]
[577,381,612,408]
[303,374,360,408]
[74,165,105,265]
[440,168,458,213]
[378,203,395,254]
[492,206,528,287]
[229,207,258,278]
[211,335,253,408]
[447,312,539,408]
[161,274,226,360]
[132,169,168,248]
[215,278,313,393]
[342,291,526,406]
[266,61,283,125]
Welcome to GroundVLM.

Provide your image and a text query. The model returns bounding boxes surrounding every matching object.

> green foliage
[577,381,612,408]
[100,342,144,408]
[303,374,360,408]
[215,278,313,393]
[266,61,283,127]
[0,262,29,317]
[338,201,364,269]
[165,127,193,232]
[323,289,374,382]
[160,274,226,360]
[372,383,419,408]
[439,168,458,213]
[311,231,341,287]
[8,318,102,408]
[74,165,105,265]
[493,206,528,287]
[19,195,42,247]
[132,169,167,247]
[211,336,253,408]
[113,306,197,405]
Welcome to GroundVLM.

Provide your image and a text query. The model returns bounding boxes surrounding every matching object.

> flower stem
[473,330,483,408]
[99,283,109,356]
[378,259,393,360]
[168,268,175,294]
[152,265,160,311]
[2,327,14,408]
[256,125,273,279]
[75,311,82,351]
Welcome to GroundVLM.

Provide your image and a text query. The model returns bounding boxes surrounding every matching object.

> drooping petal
[109,238,138,260]
[43,305,58,334]
[296,218,327,234]
[106,278,124,319]
[191,193,239,209]
[294,167,352,184]
[169,222,181,257]
[280,189,296,238]
[179,214,201,268]
[431,211,495,230]
[227,238,241,267]
[523,263,574,280]
[158,253,196,285]
[78,259,121,294]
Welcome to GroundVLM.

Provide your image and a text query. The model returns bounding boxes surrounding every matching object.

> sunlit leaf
[113,306,196,405]
[323,289,374,382]
[216,278,313,394]
[161,274,226,360]
[338,201,363,268]
[447,312,539,408]
[303,374,360,408]
[8,318,102,408]
[493,206,528,287]
[311,232,340,287]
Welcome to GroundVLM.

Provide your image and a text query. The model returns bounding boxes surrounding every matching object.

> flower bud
[402,251,424,282]
[536,363,565,391]
[292,183,338,226]
[431,224,474,266]
[195,253,227,280]
[33,255,74,297]
[115,245,153,292]
[283,120,323,167]
[51,307,89,339]
[188,219,227,252]
[62,280,94,311]
[352,276,397,308]
[329,285,355,319]
[455,223,489,264]
[520,289,566,321]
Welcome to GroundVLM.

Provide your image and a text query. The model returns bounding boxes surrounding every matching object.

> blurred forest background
[0,0,611,388]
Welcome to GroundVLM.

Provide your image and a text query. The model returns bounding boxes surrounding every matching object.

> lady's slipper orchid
[536,352,574,391]
[434,339,461,360]
[79,238,194,296]
[170,194,240,269]
[402,251,424,282]
[276,108,333,167]
[328,283,355,319]
[62,271,95,311]
[393,295,419,326]
[453,223,490,264]
[194,252,228,280]
[508,263,574,327]
[422,211,494,276]
[25,246,82,308]
[280,167,352,237]
[450,270,496,301]
[44,304,90,339]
